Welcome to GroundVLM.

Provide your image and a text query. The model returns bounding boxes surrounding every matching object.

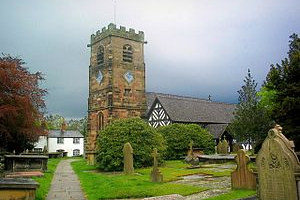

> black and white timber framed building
[146,92,236,148]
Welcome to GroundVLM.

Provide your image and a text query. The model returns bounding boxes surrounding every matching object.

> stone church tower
[86,23,146,164]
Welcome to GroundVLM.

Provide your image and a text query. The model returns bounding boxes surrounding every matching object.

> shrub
[96,118,166,171]
[157,124,215,160]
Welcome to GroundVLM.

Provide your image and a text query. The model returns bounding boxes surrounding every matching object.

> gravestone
[123,142,134,174]
[256,125,300,200]
[184,141,199,166]
[231,149,256,189]
[150,148,163,182]
[232,143,242,153]
[217,139,229,154]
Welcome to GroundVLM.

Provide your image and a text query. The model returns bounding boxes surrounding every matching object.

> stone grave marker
[217,139,229,154]
[184,141,199,166]
[256,125,300,200]
[231,149,256,189]
[150,148,163,182]
[232,143,242,153]
[123,142,134,174]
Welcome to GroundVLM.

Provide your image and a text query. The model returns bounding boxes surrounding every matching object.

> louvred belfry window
[97,46,104,65]
[123,44,133,62]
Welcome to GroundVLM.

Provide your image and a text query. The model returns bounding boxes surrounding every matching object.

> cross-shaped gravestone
[150,148,163,182]
[151,148,159,168]
[189,141,193,151]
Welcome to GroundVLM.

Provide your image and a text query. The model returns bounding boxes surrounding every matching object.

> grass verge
[71,159,207,200]
[32,158,61,200]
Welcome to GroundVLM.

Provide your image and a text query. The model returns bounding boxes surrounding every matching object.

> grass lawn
[32,158,61,200]
[72,159,256,200]
[72,159,208,200]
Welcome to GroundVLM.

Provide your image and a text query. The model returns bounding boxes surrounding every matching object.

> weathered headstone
[231,149,256,189]
[123,142,134,174]
[184,141,199,166]
[217,139,229,154]
[256,125,300,200]
[232,143,242,153]
[150,148,163,182]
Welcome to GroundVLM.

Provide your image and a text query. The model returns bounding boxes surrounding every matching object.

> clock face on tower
[124,71,134,83]
[96,70,103,84]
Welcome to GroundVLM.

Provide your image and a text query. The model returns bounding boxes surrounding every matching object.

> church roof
[146,92,236,124]
[48,130,83,138]
[206,124,229,139]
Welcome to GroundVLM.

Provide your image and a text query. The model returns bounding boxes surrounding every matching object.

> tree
[263,34,300,150]
[96,118,166,171]
[229,69,273,150]
[157,123,215,160]
[0,55,47,153]
[45,114,64,130]
[45,114,87,137]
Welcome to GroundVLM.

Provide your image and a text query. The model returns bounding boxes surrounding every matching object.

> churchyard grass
[203,189,256,200]
[72,159,208,199]
[71,159,244,199]
[32,158,62,200]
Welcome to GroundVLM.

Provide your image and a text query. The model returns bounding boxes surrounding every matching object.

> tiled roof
[146,92,236,124]
[48,130,83,138]
[206,124,229,139]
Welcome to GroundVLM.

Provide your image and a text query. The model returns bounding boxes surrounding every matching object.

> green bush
[157,124,215,160]
[96,118,166,171]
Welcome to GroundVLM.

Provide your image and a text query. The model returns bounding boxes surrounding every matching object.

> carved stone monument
[150,148,163,182]
[256,125,300,200]
[184,141,199,166]
[217,139,229,154]
[231,149,256,189]
[123,142,134,174]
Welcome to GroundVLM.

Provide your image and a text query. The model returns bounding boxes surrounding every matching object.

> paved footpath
[46,159,86,200]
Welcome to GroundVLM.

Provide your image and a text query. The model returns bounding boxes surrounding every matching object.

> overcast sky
[1,0,299,119]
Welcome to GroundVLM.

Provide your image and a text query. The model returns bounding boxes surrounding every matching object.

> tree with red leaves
[0,55,47,153]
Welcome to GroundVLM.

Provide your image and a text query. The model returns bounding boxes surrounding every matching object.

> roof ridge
[147,92,210,102]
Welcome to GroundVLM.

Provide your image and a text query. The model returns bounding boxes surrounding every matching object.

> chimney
[61,121,67,132]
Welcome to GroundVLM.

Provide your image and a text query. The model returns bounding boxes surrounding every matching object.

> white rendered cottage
[47,130,84,157]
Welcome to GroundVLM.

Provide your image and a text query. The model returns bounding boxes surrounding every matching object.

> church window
[124,89,131,96]
[97,112,104,130]
[108,94,113,107]
[123,44,133,62]
[97,46,104,65]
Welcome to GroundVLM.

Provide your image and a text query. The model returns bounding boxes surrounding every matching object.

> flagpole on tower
[113,0,117,24]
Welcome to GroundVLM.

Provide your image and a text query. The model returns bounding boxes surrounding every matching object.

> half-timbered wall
[148,102,171,128]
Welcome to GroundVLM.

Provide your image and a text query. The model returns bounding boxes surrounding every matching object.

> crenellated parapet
[90,23,144,45]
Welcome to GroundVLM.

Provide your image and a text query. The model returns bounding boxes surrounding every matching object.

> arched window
[73,149,80,156]
[97,112,104,131]
[123,44,133,62]
[97,46,104,65]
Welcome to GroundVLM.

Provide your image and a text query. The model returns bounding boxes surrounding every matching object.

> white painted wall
[34,136,47,151]
[47,137,84,157]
